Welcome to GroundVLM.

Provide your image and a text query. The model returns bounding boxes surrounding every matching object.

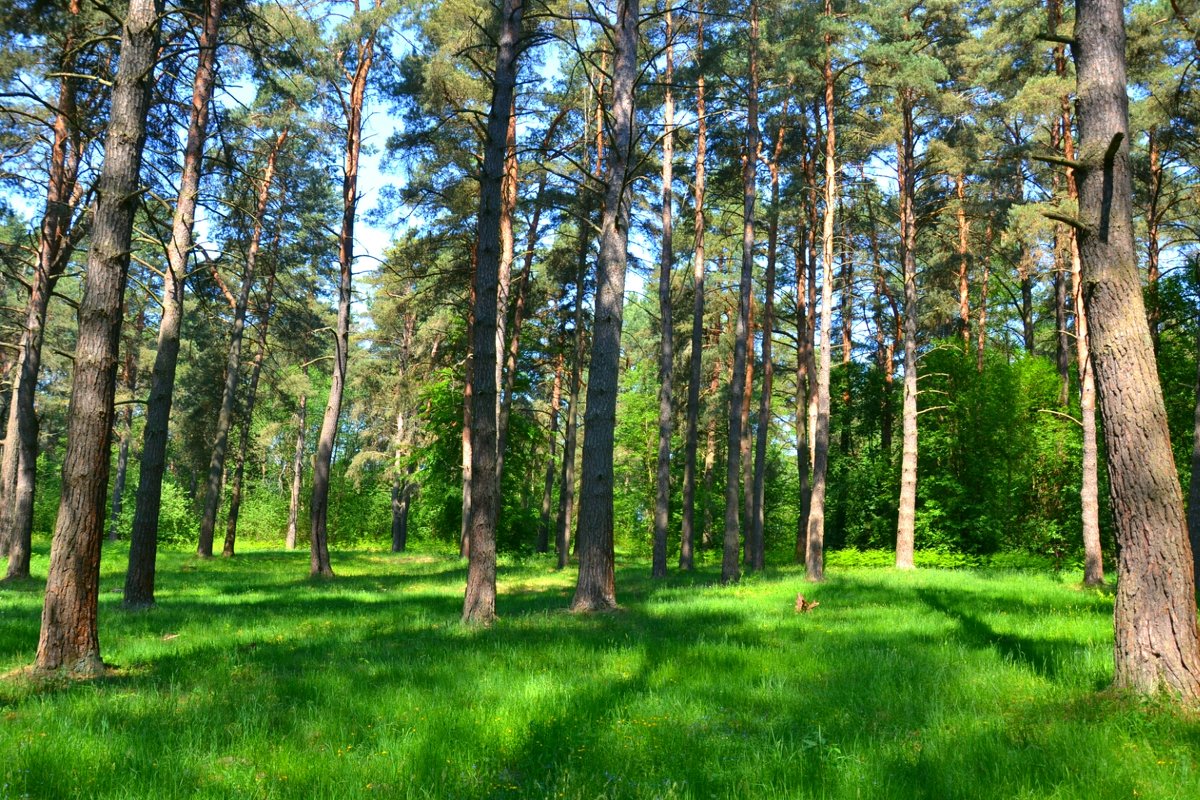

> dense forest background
[1,0,1198,581]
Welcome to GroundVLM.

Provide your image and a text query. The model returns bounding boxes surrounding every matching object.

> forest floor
[1,542,1198,799]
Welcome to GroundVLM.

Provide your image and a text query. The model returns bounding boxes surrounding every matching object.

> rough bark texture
[808,42,836,583]
[1074,0,1200,701]
[125,0,222,603]
[652,10,675,580]
[679,3,706,572]
[722,0,758,585]
[493,107,518,485]
[311,13,377,579]
[463,0,524,625]
[955,174,971,352]
[895,102,918,571]
[286,393,306,550]
[571,0,638,612]
[1,1,85,578]
[37,0,161,674]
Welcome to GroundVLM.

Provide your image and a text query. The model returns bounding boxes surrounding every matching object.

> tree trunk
[391,410,408,553]
[124,0,222,604]
[222,265,278,557]
[463,0,524,624]
[36,0,161,673]
[1146,127,1162,353]
[679,2,707,572]
[198,127,284,557]
[556,224,590,569]
[751,110,786,574]
[895,100,918,571]
[539,349,564,553]
[977,217,994,372]
[286,393,306,550]
[571,0,639,612]
[1,1,86,578]
[740,302,754,565]
[652,9,675,580]
[955,174,971,352]
[722,0,758,585]
[311,19,377,579]
[461,245,476,558]
[808,35,836,582]
[1075,0,1200,701]
[108,309,144,541]
[493,106,517,482]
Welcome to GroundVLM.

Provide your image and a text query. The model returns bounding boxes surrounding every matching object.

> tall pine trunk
[1075,0,1200,701]
[722,0,758,584]
[679,2,707,571]
[808,33,837,582]
[1,1,85,579]
[36,0,161,673]
[571,0,639,612]
[652,9,675,579]
[895,98,918,571]
[311,14,376,579]
[463,0,525,624]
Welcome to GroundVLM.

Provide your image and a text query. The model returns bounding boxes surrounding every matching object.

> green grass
[1,541,1198,799]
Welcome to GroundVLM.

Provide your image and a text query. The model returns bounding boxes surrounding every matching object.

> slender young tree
[462,0,525,624]
[894,99,918,571]
[721,0,758,585]
[198,129,285,558]
[310,1,380,578]
[571,0,639,612]
[679,1,707,572]
[125,0,223,603]
[36,0,162,674]
[286,392,306,550]
[1074,0,1199,701]
[652,8,675,579]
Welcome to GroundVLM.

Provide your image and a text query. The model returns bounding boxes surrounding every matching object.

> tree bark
[311,13,377,579]
[808,34,836,582]
[463,0,524,624]
[571,0,639,612]
[955,174,971,352]
[108,309,144,541]
[751,109,786,574]
[895,99,918,571]
[1145,127,1162,353]
[556,258,587,569]
[1075,0,1200,701]
[538,349,563,553]
[679,2,707,572]
[722,0,758,585]
[124,0,222,605]
[37,0,161,673]
[286,393,306,550]
[461,245,476,558]
[1,0,86,578]
[651,9,675,580]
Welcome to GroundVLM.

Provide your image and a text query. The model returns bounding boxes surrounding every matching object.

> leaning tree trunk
[679,1,707,572]
[1,1,85,579]
[808,34,836,583]
[36,0,161,674]
[722,0,758,585]
[571,0,639,612]
[124,0,222,607]
[311,22,376,579]
[895,97,918,571]
[462,0,524,625]
[1074,0,1200,702]
[651,9,675,580]
[198,127,284,557]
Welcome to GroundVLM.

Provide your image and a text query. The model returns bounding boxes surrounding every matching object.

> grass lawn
[2,541,1198,799]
